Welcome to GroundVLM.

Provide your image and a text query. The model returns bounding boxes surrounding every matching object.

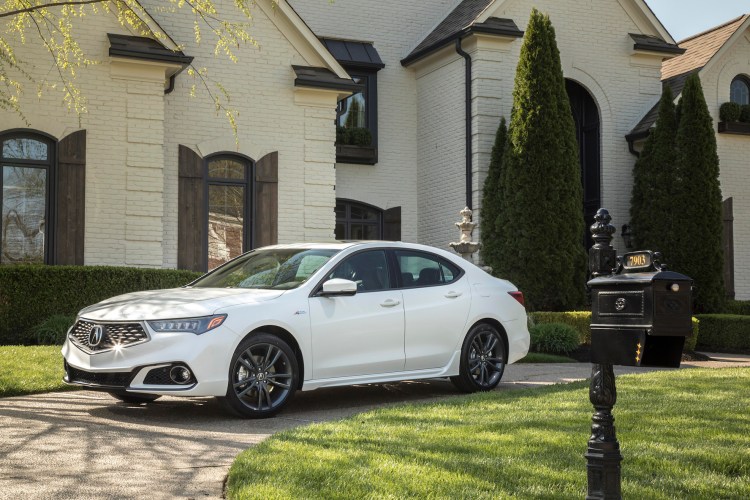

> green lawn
[227,367,750,499]
[0,346,78,397]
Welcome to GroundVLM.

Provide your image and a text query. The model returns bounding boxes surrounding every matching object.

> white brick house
[1,1,746,298]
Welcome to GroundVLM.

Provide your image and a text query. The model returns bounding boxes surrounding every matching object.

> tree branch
[0,0,110,19]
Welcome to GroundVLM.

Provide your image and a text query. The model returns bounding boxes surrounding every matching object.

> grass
[0,345,78,398]
[227,367,750,499]
[517,352,577,363]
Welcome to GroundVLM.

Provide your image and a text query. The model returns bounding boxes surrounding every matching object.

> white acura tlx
[62,241,530,418]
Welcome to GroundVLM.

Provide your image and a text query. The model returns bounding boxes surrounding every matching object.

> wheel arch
[244,325,305,390]
[468,318,509,360]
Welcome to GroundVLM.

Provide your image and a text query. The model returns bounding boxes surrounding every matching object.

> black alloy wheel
[451,323,506,393]
[109,391,161,404]
[222,333,299,418]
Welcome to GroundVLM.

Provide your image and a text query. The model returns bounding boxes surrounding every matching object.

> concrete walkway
[0,353,747,499]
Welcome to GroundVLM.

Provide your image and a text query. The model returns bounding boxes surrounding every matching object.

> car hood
[78,287,285,322]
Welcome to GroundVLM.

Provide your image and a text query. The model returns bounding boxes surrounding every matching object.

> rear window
[395,250,462,287]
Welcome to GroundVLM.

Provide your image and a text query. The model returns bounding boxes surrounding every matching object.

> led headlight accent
[148,314,227,335]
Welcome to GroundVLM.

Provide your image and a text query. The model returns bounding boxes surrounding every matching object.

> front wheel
[221,333,299,418]
[451,323,507,393]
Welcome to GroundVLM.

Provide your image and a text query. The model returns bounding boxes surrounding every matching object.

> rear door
[308,249,405,379]
[395,250,472,370]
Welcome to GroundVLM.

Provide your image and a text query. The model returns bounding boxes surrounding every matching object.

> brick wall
[700,34,750,299]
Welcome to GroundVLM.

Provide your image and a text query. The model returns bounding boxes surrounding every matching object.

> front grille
[69,320,149,353]
[67,365,132,388]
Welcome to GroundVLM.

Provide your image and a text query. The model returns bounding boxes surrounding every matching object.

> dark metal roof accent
[320,38,385,70]
[402,0,522,66]
[626,70,695,142]
[629,33,685,55]
[108,34,193,66]
[292,65,363,93]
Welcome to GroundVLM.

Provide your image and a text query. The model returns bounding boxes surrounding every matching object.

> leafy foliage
[630,85,679,259]
[719,101,741,122]
[30,314,76,345]
[529,322,580,354]
[694,314,750,351]
[493,10,585,311]
[528,310,591,344]
[0,265,201,344]
[672,74,725,313]
[724,300,750,315]
[479,117,506,271]
[0,0,261,132]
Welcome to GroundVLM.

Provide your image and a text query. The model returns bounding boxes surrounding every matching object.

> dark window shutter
[383,206,401,241]
[723,198,735,299]
[178,145,206,271]
[55,130,86,265]
[254,152,278,248]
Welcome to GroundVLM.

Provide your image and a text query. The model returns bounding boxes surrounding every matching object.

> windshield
[191,248,340,289]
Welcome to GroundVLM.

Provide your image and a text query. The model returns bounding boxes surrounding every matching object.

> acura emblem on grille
[88,325,104,347]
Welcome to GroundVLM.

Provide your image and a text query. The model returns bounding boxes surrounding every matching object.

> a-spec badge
[88,325,104,347]
[615,298,627,311]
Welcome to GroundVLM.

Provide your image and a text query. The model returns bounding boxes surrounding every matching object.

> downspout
[455,38,473,210]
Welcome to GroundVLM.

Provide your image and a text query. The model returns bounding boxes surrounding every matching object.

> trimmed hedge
[529,311,591,344]
[724,300,750,316]
[529,311,700,351]
[0,265,202,345]
[719,101,741,122]
[529,323,580,354]
[694,314,750,352]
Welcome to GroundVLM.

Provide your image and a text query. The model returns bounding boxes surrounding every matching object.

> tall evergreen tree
[480,117,507,271]
[630,85,679,259]
[672,73,725,312]
[495,9,586,311]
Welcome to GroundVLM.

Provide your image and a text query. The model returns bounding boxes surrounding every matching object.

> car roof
[259,241,468,263]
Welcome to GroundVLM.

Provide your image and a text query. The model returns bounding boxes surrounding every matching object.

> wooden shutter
[723,197,735,299]
[54,130,86,265]
[178,145,206,271]
[383,206,401,241]
[254,152,278,248]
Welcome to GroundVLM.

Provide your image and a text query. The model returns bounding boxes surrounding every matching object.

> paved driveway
[1,354,747,499]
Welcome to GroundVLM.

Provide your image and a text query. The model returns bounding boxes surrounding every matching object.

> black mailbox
[589,250,693,368]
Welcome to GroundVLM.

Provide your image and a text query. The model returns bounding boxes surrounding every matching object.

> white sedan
[62,242,530,418]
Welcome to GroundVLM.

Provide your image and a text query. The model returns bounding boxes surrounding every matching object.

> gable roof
[401,0,523,66]
[662,14,749,80]
[629,14,750,142]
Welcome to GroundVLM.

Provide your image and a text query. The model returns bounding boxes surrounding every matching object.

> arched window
[335,199,383,240]
[1,133,54,264]
[206,154,253,269]
[730,76,750,105]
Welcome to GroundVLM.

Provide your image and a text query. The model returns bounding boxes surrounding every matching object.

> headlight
[148,314,227,335]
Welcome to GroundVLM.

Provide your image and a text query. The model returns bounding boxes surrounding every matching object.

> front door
[308,250,405,379]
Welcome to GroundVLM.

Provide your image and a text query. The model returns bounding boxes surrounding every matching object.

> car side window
[327,250,391,292]
[394,251,461,287]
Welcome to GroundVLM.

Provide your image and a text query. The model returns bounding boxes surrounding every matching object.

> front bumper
[62,323,238,397]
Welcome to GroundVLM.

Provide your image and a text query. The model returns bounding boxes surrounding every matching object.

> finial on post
[589,208,617,278]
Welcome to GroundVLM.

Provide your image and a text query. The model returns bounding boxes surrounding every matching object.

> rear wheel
[221,333,299,418]
[109,392,161,404]
[451,323,506,393]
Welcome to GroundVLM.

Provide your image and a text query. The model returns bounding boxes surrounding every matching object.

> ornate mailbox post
[585,209,693,499]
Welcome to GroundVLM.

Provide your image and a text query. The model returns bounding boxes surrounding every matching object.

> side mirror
[320,278,357,297]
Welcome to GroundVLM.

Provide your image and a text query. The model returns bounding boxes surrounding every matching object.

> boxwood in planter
[719,102,741,122]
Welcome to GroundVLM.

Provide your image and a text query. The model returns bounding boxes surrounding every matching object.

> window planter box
[718,121,750,135]
[336,144,378,165]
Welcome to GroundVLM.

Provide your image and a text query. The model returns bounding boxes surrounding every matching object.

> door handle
[444,291,462,299]
[380,299,400,307]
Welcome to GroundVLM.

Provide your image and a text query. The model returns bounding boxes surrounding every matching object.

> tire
[221,333,299,418]
[109,392,161,404]
[451,323,507,393]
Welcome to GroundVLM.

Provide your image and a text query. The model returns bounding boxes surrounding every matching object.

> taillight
[508,291,525,307]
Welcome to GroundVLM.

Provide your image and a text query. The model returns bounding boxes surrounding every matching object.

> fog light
[169,366,192,384]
